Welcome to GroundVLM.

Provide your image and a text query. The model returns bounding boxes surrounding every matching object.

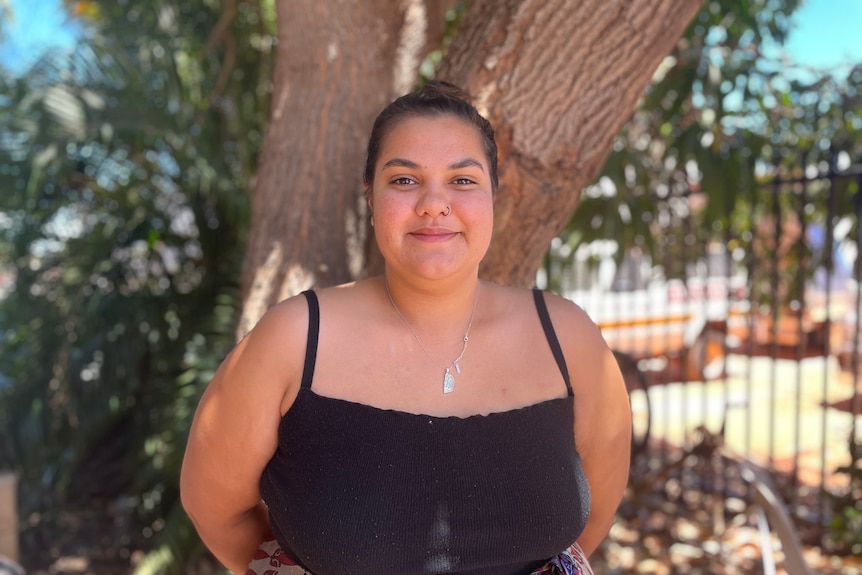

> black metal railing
[564,150,862,549]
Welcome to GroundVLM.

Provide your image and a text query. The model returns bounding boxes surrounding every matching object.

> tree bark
[436,0,702,287]
[238,0,456,336]
[239,0,702,334]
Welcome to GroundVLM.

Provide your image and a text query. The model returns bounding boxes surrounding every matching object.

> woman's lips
[409,228,458,242]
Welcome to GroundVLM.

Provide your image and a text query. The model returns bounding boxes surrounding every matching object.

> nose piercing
[444,205,451,216]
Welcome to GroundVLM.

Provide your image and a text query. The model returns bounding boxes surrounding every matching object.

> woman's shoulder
[248,290,314,341]
[258,280,383,338]
[254,280,367,331]
[530,289,612,371]
[301,279,381,317]
[489,284,597,330]
[535,288,597,328]
[539,291,626,420]
[220,293,313,393]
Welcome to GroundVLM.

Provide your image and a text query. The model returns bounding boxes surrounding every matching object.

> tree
[238,0,703,334]
[550,0,861,298]
[0,0,273,569]
[237,0,458,335]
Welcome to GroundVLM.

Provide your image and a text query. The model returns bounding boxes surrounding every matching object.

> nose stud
[444,205,451,216]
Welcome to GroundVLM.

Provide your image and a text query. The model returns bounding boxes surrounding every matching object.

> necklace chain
[384,279,479,394]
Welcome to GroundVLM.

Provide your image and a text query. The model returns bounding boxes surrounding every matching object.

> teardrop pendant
[443,368,455,394]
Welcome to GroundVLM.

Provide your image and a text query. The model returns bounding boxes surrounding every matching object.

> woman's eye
[453,177,476,186]
[392,177,416,186]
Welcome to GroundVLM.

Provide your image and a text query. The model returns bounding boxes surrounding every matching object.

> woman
[181,81,631,575]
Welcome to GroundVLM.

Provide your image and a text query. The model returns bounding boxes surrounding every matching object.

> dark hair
[363,80,499,191]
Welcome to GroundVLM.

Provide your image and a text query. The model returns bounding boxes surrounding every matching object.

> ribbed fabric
[259,290,590,575]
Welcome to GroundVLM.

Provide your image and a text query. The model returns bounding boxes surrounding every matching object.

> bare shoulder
[250,289,313,346]
[538,290,631,552]
[479,283,599,334]
[535,289,606,348]
[302,279,379,323]
[254,281,373,370]
[538,290,626,419]
[181,291,317,512]
[210,290,317,416]
[241,292,312,369]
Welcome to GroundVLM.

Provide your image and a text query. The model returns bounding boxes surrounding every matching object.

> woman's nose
[415,181,450,217]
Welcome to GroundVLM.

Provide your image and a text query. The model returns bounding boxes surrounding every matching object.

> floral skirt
[246,534,594,575]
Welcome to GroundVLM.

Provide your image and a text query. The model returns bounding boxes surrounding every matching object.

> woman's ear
[364,184,373,225]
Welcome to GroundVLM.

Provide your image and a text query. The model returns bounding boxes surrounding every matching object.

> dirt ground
[598,353,862,574]
[587,440,862,575]
[630,354,861,489]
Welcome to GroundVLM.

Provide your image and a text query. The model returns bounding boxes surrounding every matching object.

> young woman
[181,81,631,575]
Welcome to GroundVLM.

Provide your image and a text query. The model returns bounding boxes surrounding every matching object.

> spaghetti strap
[300,290,319,390]
[532,289,573,396]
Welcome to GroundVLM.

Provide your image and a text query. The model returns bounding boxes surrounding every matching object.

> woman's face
[368,114,494,282]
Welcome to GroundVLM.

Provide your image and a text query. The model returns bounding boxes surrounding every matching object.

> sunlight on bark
[473,81,496,120]
[237,241,284,339]
[0,473,19,564]
[346,197,369,280]
[270,82,290,123]
[276,263,315,304]
[393,0,427,95]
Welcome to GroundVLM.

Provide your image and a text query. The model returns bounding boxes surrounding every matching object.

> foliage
[0,0,274,570]
[0,1,10,41]
[825,433,862,556]
[418,1,467,83]
[546,0,862,295]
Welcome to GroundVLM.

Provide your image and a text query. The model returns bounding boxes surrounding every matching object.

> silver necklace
[384,280,479,394]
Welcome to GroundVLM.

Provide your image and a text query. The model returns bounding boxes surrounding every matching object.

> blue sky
[0,0,82,75]
[0,0,860,77]
[783,0,862,75]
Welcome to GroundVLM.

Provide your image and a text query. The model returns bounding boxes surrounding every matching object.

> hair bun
[419,80,474,105]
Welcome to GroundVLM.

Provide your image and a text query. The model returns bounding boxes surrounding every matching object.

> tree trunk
[238,0,456,336]
[239,0,701,333]
[436,0,702,287]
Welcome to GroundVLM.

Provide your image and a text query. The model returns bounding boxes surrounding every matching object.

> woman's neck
[379,273,481,337]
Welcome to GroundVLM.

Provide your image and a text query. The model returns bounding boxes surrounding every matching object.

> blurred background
[0,0,860,574]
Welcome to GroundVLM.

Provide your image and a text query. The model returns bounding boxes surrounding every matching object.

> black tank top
[259,289,590,575]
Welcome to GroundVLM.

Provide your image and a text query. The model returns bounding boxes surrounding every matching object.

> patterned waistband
[247,535,593,575]
[530,543,594,575]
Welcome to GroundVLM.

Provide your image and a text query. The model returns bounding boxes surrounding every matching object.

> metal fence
[561,150,862,549]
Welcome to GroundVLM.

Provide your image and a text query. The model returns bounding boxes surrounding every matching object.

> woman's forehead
[377,115,487,166]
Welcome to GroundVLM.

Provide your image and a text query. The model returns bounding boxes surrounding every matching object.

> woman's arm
[545,293,632,556]
[181,297,308,573]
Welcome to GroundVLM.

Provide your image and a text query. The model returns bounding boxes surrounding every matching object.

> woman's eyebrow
[381,158,420,170]
[381,157,485,172]
[449,158,485,172]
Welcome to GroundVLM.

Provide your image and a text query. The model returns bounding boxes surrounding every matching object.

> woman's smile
[409,226,459,242]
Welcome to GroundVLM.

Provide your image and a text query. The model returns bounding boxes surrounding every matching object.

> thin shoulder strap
[532,288,574,396]
[300,290,319,390]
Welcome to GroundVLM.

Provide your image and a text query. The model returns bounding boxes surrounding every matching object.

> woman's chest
[260,394,590,575]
